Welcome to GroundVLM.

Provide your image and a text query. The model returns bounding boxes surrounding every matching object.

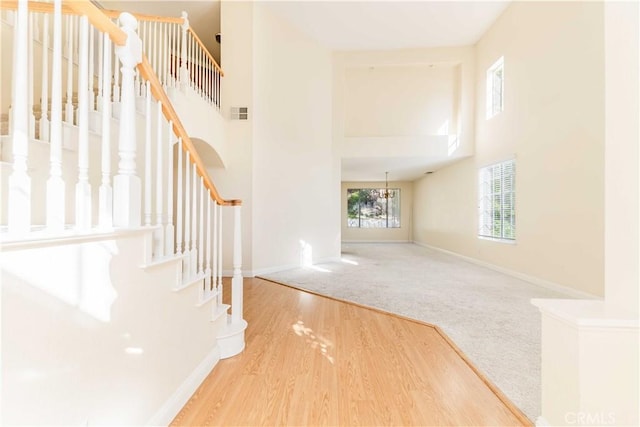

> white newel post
[75,16,91,230]
[8,0,30,235]
[46,0,64,231]
[113,13,143,228]
[231,205,243,323]
[179,11,189,89]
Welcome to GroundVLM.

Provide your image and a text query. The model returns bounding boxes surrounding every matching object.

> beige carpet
[259,242,582,422]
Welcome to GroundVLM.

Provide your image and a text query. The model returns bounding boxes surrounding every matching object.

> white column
[113,13,143,228]
[40,13,50,141]
[183,152,191,280]
[46,0,64,231]
[231,205,243,323]
[213,200,219,304]
[179,11,189,88]
[154,100,165,259]
[65,15,74,124]
[8,0,31,235]
[98,32,113,229]
[217,202,223,295]
[165,121,175,256]
[198,177,204,275]
[75,16,92,231]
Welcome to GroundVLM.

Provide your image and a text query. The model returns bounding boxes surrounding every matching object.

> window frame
[346,187,401,229]
[478,159,516,242]
[486,56,504,120]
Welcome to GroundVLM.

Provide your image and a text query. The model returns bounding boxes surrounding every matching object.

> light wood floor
[171,278,530,426]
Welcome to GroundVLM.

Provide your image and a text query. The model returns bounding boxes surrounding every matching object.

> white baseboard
[342,240,411,244]
[147,346,221,426]
[413,241,598,300]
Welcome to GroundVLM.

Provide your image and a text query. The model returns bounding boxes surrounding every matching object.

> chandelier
[381,171,394,199]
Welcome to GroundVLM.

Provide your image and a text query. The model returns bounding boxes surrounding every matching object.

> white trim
[413,241,598,300]
[249,263,300,277]
[147,346,220,426]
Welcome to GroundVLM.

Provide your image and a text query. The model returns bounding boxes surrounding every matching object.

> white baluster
[112,38,120,104]
[153,21,158,78]
[231,204,243,323]
[217,202,223,299]
[33,10,40,42]
[190,163,197,276]
[99,32,113,229]
[183,152,191,279]
[213,199,219,303]
[75,16,91,231]
[198,177,204,276]
[165,121,175,256]
[154,100,165,259]
[205,193,212,292]
[176,138,183,256]
[179,11,189,88]
[113,13,143,228]
[46,0,64,231]
[28,12,35,139]
[88,27,95,110]
[97,30,103,111]
[8,0,31,235]
[144,81,152,226]
[65,14,74,124]
[40,13,50,141]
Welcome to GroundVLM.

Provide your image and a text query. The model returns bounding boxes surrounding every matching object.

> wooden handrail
[187,27,224,76]
[1,1,224,80]
[18,0,240,206]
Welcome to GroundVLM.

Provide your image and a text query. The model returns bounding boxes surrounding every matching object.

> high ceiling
[98,1,511,182]
[266,1,510,51]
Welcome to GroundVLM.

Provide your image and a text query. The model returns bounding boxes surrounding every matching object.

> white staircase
[0,1,245,424]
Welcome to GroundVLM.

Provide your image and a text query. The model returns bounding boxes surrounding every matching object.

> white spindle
[191,162,197,276]
[231,205,244,323]
[165,121,175,256]
[176,138,183,255]
[97,30,103,111]
[88,27,95,110]
[205,193,212,291]
[144,81,152,226]
[154,100,165,259]
[33,11,40,42]
[28,12,35,138]
[184,152,191,279]
[179,12,188,87]
[153,21,158,76]
[8,0,31,234]
[40,13,50,142]
[198,177,204,275]
[213,199,219,302]
[75,16,91,231]
[99,32,113,229]
[113,13,143,227]
[217,202,223,297]
[112,38,120,103]
[46,0,64,231]
[65,14,73,124]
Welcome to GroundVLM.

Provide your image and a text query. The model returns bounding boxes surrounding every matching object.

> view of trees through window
[347,188,401,228]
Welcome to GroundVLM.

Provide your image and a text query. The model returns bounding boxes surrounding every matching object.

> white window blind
[486,56,504,119]
[478,159,515,240]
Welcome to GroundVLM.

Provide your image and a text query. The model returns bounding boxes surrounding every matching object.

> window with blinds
[486,56,504,119]
[478,159,515,240]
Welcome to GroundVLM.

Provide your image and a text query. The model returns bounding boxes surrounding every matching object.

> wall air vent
[231,107,248,120]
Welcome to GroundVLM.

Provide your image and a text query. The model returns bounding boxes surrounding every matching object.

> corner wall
[413,1,605,297]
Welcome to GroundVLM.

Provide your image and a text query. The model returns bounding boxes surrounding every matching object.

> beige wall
[250,3,339,272]
[344,65,455,137]
[342,180,413,242]
[413,1,605,296]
